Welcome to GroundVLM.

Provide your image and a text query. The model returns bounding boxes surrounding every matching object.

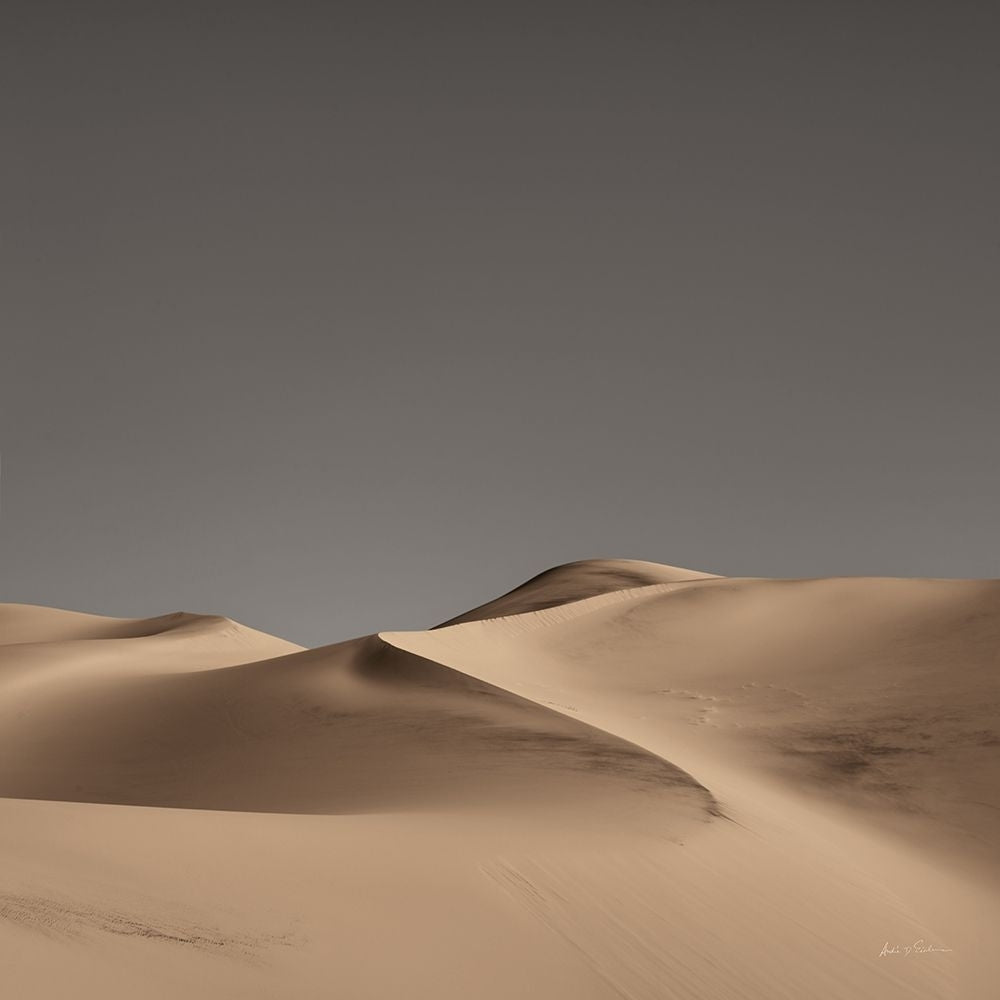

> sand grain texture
[3,563,997,998]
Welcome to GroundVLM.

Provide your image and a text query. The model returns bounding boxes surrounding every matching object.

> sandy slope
[389,571,1000,998]
[0,627,712,821]
[436,557,719,626]
[2,566,998,999]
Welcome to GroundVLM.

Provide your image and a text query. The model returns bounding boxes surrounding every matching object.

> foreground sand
[2,563,998,998]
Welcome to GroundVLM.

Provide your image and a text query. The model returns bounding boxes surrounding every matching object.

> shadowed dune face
[0,622,713,828]
[435,557,718,627]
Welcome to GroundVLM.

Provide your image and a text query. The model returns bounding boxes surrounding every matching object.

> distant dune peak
[435,557,720,627]
[0,603,302,649]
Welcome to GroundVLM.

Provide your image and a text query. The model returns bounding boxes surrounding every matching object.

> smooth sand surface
[435,557,720,626]
[3,563,998,998]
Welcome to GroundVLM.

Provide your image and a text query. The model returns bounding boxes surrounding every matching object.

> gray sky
[2,1,998,646]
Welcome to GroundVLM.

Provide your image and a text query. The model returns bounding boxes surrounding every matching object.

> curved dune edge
[0,602,305,649]
[391,572,1000,875]
[0,606,304,689]
[434,557,720,627]
[3,566,999,1000]
[0,622,716,828]
[383,573,1000,999]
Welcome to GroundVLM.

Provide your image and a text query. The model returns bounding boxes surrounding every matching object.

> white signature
[879,940,953,957]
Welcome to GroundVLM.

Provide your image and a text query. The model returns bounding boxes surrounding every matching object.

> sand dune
[3,563,998,999]
[435,557,719,626]
[397,574,1000,873]
[389,570,1000,998]
[0,629,712,823]
[0,604,303,673]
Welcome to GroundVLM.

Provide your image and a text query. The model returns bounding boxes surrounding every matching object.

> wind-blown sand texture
[2,562,998,998]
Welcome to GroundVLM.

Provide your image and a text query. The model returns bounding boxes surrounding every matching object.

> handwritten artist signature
[879,940,953,958]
